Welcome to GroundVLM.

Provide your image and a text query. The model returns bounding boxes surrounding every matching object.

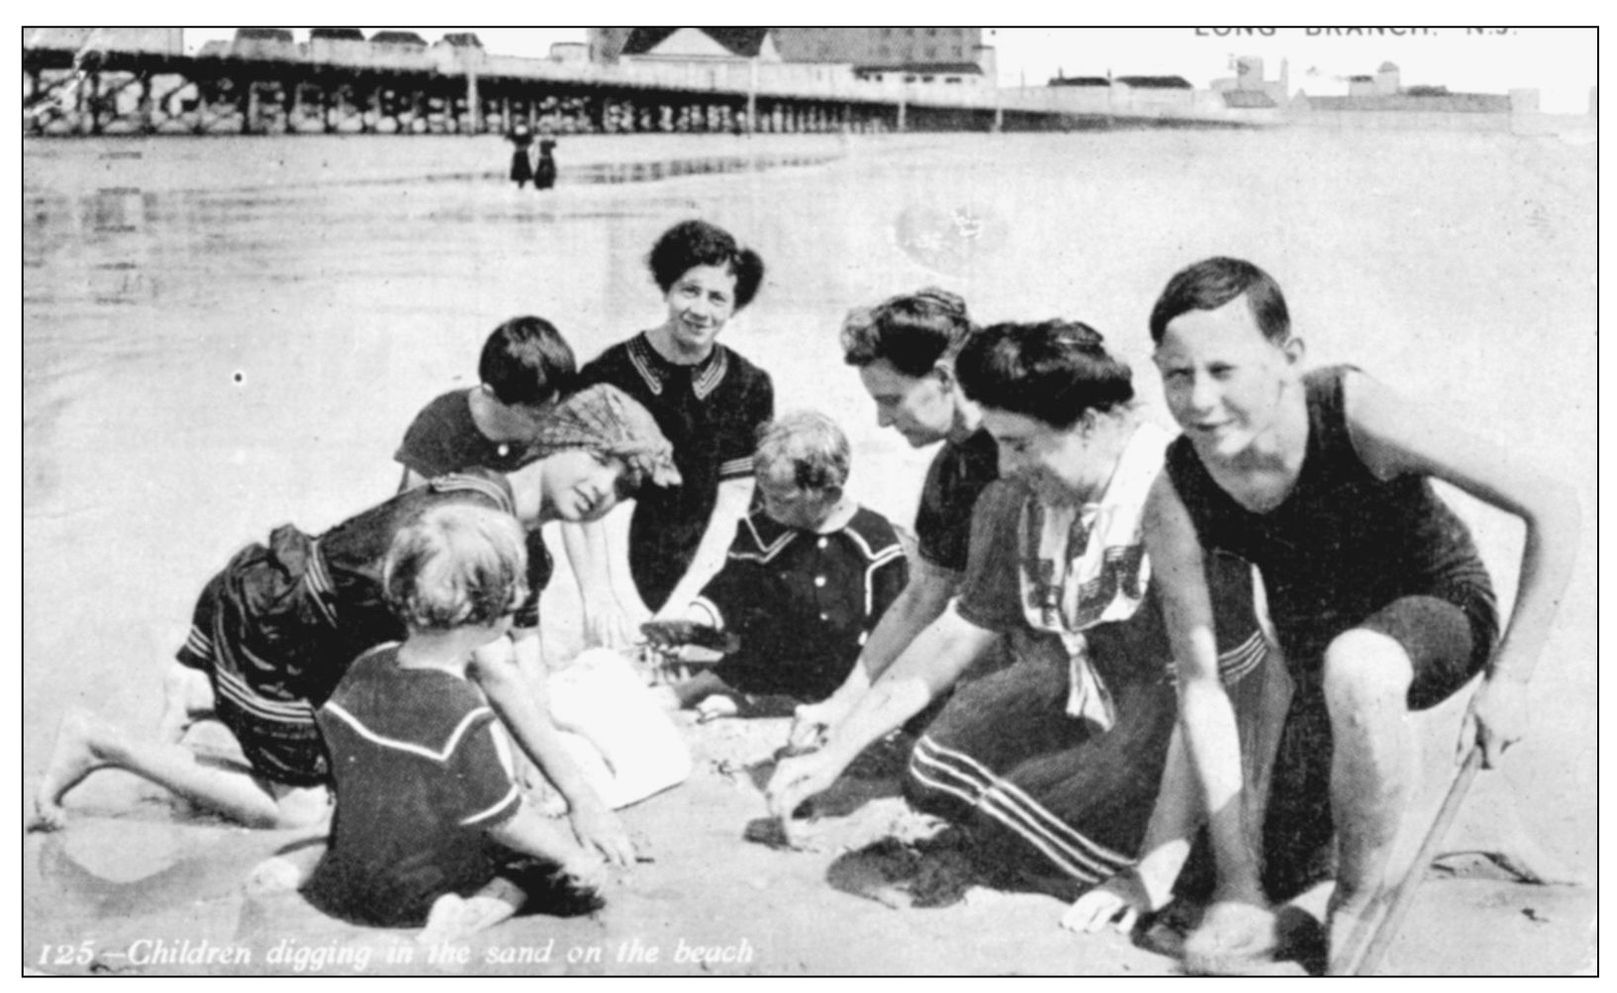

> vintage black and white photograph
[21,25,1596,976]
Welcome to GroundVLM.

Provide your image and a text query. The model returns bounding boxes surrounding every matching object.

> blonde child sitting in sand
[255,504,607,941]
[642,412,908,715]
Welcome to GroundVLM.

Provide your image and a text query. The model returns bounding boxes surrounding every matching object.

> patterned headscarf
[528,384,681,491]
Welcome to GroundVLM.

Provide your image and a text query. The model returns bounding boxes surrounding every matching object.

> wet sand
[23,127,1596,975]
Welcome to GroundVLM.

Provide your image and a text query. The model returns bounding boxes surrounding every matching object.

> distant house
[1048,75,1110,87]
[369,30,428,48]
[230,27,298,60]
[857,62,983,85]
[1114,75,1192,89]
[1212,56,1290,105]
[1222,90,1277,109]
[595,27,993,83]
[308,27,368,62]
[1310,59,1508,114]
[773,27,984,68]
[309,28,364,43]
[550,42,589,64]
[439,32,483,49]
[619,27,781,62]
[235,28,295,44]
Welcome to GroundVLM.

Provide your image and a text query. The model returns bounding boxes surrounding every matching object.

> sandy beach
[23,125,1596,975]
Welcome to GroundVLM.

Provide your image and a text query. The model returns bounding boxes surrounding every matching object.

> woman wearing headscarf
[35,385,677,864]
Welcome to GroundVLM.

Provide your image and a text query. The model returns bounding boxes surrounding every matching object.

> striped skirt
[903,557,1274,895]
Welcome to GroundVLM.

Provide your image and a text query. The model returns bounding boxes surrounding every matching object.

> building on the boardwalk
[589,26,995,85]
[773,27,981,70]
[1290,61,1518,129]
[615,27,781,64]
[1211,56,1290,106]
[368,30,428,50]
[774,28,994,86]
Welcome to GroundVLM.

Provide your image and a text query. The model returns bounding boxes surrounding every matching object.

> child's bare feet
[31,709,115,831]
[1183,899,1282,975]
[418,894,471,945]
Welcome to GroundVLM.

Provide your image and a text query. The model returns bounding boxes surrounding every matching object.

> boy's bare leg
[156,663,216,744]
[1320,630,1416,975]
[419,877,526,944]
[33,707,327,830]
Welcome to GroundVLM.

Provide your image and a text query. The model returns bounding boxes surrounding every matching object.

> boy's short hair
[383,504,529,631]
[479,316,578,407]
[755,411,851,493]
[1148,256,1291,345]
[956,320,1134,430]
[840,288,973,376]
[648,219,765,311]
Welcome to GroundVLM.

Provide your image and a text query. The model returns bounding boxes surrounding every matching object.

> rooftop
[620,27,773,58]
[1114,75,1192,89]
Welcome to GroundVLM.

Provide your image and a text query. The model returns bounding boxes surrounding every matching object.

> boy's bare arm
[1343,371,1582,765]
[1144,474,1264,904]
[487,799,604,884]
[470,637,635,866]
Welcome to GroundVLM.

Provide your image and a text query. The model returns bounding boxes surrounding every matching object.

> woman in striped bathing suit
[33,385,677,856]
[769,321,1285,916]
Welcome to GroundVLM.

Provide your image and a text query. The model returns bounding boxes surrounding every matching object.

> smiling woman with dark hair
[573,219,775,640]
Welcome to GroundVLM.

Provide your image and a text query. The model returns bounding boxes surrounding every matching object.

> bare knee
[1322,630,1413,728]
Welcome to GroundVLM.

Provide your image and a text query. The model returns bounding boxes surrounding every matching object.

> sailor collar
[627,333,730,400]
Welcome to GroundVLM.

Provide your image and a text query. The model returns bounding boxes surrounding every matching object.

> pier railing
[24,37,1282,137]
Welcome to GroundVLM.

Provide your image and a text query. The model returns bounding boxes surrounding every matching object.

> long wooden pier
[22,37,1266,138]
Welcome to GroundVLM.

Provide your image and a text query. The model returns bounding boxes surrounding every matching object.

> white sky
[178,27,1596,112]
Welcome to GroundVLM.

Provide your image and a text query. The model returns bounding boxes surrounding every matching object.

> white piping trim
[460,785,521,827]
[323,701,494,763]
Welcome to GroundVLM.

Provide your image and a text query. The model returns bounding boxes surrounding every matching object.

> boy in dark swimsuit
[1128,257,1579,974]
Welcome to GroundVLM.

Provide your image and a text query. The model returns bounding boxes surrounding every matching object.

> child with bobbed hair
[280,504,608,941]
[397,315,579,490]
[645,411,908,714]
